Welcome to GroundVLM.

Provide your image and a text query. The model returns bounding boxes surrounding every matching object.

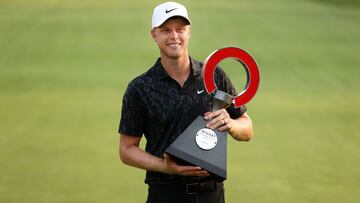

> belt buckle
[186,183,199,195]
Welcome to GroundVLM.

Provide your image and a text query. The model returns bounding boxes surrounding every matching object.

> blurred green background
[0,0,359,202]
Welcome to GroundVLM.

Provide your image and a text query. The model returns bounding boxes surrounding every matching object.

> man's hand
[204,109,231,132]
[204,110,254,141]
[163,153,210,176]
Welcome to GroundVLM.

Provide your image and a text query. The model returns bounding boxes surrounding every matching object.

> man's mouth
[167,42,181,49]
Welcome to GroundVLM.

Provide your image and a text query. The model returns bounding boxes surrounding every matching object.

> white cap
[152,2,191,29]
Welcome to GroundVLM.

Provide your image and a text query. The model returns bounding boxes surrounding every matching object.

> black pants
[146,180,225,203]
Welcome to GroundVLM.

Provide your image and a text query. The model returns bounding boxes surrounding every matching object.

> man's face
[151,17,191,59]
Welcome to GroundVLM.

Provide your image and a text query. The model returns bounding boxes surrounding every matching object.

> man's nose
[169,30,178,39]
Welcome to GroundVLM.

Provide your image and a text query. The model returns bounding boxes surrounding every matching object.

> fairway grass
[0,0,359,202]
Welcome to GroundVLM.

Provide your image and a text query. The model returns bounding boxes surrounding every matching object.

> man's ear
[150,28,157,42]
[188,26,191,39]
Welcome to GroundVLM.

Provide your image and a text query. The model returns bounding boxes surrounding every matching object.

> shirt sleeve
[214,67,247,119]
[118,81,146,137]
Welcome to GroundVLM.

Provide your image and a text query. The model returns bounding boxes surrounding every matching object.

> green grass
[0,0,359,202]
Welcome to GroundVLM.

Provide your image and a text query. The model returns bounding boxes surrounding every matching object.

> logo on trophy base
[196,128,217,150]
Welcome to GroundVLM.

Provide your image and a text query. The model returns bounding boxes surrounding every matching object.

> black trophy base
[165,115,227,181]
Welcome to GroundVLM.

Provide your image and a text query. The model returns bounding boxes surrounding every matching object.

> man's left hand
[204,109,231,132]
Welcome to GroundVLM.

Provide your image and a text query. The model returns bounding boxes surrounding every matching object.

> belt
[185,181,217,195]
[149,180,219,195]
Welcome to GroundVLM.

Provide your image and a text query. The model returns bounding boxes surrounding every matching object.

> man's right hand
[163,153,210,177]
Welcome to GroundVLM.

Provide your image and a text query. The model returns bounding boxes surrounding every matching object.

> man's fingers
[207,117,224,129]
[205,109,230,130]
[181,169,210,177]
[164,154,207,175]
[204,112,211,118]
[207,116,226,130]
[218,118,230,132]
[176,165,210,176]
[218,125,227,132]
[204,110,221,120]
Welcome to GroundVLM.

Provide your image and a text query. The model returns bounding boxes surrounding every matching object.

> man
[119,2,254,203]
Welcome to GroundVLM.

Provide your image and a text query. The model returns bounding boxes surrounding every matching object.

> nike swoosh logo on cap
[165,8,177,13]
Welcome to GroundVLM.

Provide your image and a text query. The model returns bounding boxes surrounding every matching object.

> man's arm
[205,111,254,141]
[226,112,254,141]
[119,134,210,176]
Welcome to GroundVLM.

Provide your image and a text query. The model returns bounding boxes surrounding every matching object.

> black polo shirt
[119,57,247,183]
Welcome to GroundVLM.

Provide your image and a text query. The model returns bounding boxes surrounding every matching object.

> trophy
[165,47,260,181]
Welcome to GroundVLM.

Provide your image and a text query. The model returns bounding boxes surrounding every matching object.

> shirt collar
[153,56,202,80]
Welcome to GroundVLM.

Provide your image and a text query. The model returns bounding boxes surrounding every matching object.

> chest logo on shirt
[196,90,204,94]
[202,47,260,108]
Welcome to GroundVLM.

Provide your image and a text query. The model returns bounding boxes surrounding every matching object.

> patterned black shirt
[119,57,247,183]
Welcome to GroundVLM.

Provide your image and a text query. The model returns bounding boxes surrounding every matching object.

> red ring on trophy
[202,47,260,108]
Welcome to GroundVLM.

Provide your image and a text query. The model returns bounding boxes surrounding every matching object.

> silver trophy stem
[212,90,233,112]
